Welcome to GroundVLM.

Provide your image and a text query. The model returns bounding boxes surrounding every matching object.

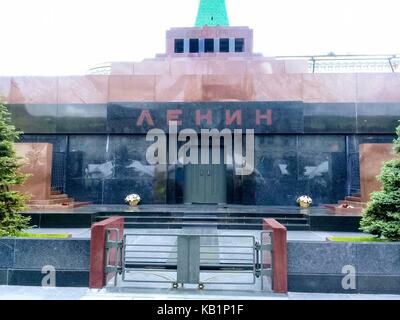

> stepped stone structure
[14,143,91,209]
[0,1,399,209]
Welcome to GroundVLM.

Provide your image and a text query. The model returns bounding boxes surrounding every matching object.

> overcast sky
[0,0,399,76]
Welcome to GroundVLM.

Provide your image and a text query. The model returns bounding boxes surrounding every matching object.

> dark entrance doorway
[183,147,227,204]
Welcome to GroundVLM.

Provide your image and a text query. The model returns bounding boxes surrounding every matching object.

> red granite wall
[1,72,400,104]
[360,144,398,202]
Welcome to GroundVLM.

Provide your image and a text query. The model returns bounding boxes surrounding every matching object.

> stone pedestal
[360,143,397,202]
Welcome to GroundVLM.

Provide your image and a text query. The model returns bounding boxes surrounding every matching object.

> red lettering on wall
[196,109,212,126]
[256,109,272,126]
[167,109,182,125]
[136,109,154,126]
[225,110,242,126]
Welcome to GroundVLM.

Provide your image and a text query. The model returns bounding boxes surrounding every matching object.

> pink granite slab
[302,74,357,103]
[207,60,247,75]
[58,76,108,104]
[9,77,58,104]
[13,143,52,200]
[108,75,155,102]
[170,59,208,75]
[202,75,253,101]
[357,73,400,102]
[253,74,302,101]
[155,75,202,102]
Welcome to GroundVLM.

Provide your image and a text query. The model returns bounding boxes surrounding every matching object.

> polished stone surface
[5,101,400,134]
[56,104,107,133]
[288,242,357,274]
[360,144,397,202]
[13,239,90,269]
[357,103,400,133]
[303,103,356,133]
[14,143,52,200]
[0,239,15,268]
[356,243,400,275]
[10,99,400,206]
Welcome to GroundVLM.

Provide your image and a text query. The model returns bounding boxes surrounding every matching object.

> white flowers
[297,195,313,206]
[125,194,141,206]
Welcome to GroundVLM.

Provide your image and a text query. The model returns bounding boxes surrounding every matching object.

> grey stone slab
[0,270,7,285]
[357,275,400,294]
[288,242,357,274]
[0,285,89,300]
[0,239,15,268]
[7,269,46,286]
[14,239,90,270]
[287,292,353,300]
[356,243,400,275]
[7,269,89,287]
[288,274,357,294]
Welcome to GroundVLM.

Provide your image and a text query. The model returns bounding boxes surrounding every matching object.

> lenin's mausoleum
[0,0,400,217]
[0,0,400,296]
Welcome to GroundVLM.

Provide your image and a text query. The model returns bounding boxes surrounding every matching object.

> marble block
[202,75,253,101]
[360,143,397,202]
[108,75,155,102]
[13,143,53,200]
[357,73,400,103]
[58,76,109,104]
[155,75,202,101]
[9,77,58,104]
[302,74,357,103]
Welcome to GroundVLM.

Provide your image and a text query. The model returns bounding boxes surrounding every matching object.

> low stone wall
[0,238,90,287]
[288,241,400,294]
[1,236,399,293]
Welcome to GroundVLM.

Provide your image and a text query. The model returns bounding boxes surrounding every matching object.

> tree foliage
[0,102,30,237]
[360,124,400,240]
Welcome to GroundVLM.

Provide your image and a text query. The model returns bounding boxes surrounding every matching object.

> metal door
[184,163,226,204]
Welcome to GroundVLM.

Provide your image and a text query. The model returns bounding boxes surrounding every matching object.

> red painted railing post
[89,216,124,289]
[263,218,288,293]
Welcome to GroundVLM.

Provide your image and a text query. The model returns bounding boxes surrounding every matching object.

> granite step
[28,198,74,205]
[345,196,363,202]
[121,220,309,231]
[96,212,310,230]
[99,211,306,219]
[322,204,364,214]
[338,200,367,208]
[50,194,69,199]
[27,201,92,210]
[97,217,309,227]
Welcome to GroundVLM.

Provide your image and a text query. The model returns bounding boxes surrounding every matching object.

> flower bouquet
[125,194,141,206]
[296,195,313,208]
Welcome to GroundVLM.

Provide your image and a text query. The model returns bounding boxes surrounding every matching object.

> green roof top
[195,0,229,27]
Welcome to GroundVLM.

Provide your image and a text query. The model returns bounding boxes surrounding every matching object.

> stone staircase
[322,193,366,214]
[27,191,91,210]
[95,206,310,230]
